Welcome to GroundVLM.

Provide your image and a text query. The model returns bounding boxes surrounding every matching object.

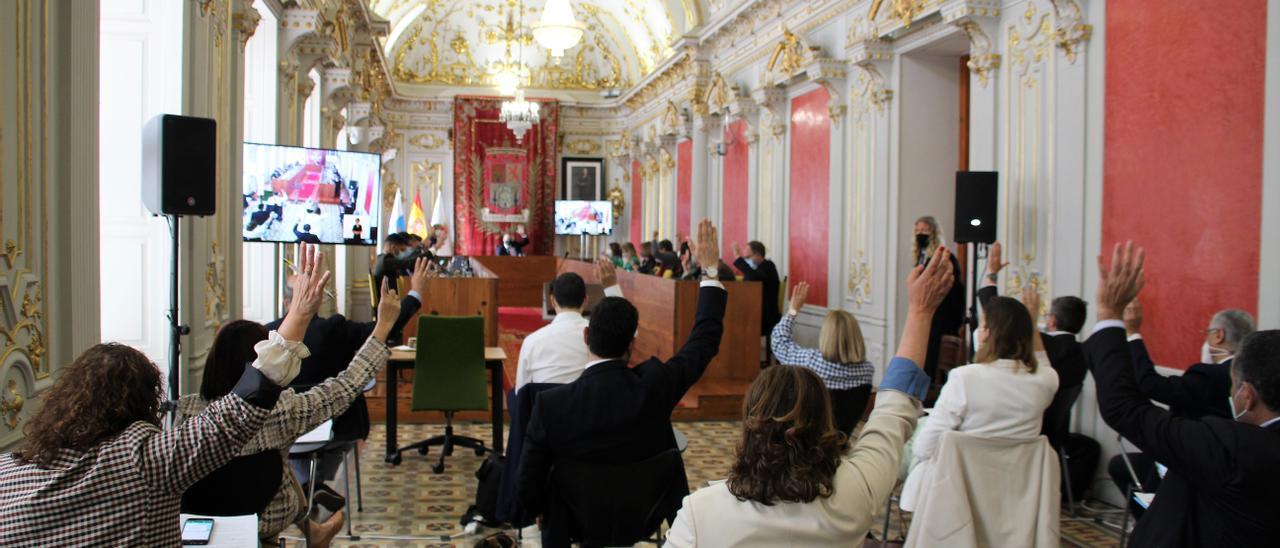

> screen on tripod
[241,142,382,246]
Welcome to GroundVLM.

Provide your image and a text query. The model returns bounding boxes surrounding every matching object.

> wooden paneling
[473,255,558,307]
[559,258,761,382]
[401,261,499,346]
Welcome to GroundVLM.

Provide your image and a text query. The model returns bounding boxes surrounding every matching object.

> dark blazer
[1130,338,1232,420]
[518,285,727,543]
[1086,326,1280,547]
[294,230,321,244]
[265,294,420,440]
[733,257,781,335]
[933,252,966,334]
[977,285,1087,448]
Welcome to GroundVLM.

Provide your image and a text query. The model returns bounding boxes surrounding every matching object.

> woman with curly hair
[665,247,957,547]
[0,243,332,546]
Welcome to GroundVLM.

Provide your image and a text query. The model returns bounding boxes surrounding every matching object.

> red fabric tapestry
[453,96,559,255]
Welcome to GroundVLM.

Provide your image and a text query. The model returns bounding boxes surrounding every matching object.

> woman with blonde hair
[770,281,874,433]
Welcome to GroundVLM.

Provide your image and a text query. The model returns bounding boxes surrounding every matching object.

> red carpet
[497,307,550,392]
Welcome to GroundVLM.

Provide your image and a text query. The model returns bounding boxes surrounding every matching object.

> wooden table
[384,347,508,464]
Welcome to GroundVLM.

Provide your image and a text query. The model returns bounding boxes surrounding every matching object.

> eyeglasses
[1204,328,1222,335]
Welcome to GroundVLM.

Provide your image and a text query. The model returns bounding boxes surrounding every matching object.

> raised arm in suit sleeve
[1129,338,1214,411]
[651,283,728,409]
[733,257,759,280]
[1087,326,1232,485]
[976,284,998,310]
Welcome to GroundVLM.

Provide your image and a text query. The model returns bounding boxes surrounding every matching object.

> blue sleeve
[879,357,931,401]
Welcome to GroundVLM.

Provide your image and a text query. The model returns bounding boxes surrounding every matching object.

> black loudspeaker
[953,171,998,244]
[143,114,217,216]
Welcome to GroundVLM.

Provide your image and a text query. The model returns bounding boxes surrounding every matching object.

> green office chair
[396,315,490,473]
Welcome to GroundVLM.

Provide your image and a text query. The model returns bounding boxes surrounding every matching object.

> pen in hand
[283,257,337,300]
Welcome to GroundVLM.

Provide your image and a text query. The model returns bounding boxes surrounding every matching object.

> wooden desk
[399,257,499,346]
[383,346,508,465]
[557,258,762,383]
[473,255,558,307]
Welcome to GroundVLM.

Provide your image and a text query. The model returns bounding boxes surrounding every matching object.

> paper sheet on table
[180,514,258,547]
[392,344,415,351]
[296,420,333,444]
[1133,492,1155,509]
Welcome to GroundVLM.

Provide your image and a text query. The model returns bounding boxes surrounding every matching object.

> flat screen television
[241,142,382,245]
[554,200,613,236]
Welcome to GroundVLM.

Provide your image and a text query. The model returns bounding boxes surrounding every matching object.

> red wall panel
[677,140,693,238]
[723,120,750,262]
[789,88,831,305]
[631,160,643,242]
[1104,1,1264,368]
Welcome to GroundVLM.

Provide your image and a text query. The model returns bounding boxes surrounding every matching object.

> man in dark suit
[732,241,781,343]
[295,223,322,243]
[978,242,1089,450]
[1087,242,1280,547]
[267,257,430,510]
[519,220,727,547]
[1106,301,1255,517]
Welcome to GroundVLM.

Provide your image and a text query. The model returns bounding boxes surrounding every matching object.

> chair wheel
[474,448,486,456]
[432,462,445,473]
[386,453,401,465]
[416,446,429,456]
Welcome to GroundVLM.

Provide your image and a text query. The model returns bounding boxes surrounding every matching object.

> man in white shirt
[514,258,623,391]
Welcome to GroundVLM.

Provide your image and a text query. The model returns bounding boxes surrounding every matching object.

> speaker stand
[166,215,190,403]
[965,242,989,363]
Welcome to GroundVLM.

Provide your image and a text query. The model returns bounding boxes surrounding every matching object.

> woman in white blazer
[900,290,1058,511]
[665,247,957,548]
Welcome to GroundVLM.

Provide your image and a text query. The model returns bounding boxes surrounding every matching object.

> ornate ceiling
[371,0,711,99]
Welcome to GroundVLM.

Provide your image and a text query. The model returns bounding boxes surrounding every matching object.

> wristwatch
[702,266,719,279]
[985,272,999,283]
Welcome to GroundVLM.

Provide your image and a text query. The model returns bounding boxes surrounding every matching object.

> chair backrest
[904,431,1060,548]
[1044,384,1084,449]
[180,450,283,517]
[411,315,489,412]
[549,448,685,546]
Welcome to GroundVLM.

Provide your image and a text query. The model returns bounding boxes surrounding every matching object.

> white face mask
[1201,341,1231,364]
[745,257,757,269]
[1229,384,1248,421]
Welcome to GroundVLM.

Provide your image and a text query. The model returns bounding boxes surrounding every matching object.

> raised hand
[1096,241,1145,321]
[279,243,332,342]
[289,243,331,319]
[988,241,1010,275]
[410,256,435,297]
[789,282,810,315]
[1124,300,1144,335]
[372,278,402,342]
[732,242,743,259]
[1020,285,1041,321]
[908,246,955,315]
[595,256,618,288]
[692,219,720,272]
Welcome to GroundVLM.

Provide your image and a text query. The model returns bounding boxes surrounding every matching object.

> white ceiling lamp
[533,0,585,64]
[500,89,540,143]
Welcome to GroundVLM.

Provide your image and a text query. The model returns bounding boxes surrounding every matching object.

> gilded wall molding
[410,133,447,151]
[563,139,603,156]
[1048,0,1091,64]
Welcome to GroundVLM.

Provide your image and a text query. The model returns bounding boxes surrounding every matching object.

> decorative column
[942,0,1002,171]
[750,85,788,257]
[692,114,722,230]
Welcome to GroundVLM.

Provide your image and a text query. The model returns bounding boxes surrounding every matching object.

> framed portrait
[561,157,605,201]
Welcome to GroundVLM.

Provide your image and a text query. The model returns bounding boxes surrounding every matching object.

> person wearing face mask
[1106,302,1255,518]
[1087,242,1280,547]
[911,216,966,395]
[733,241,782,363]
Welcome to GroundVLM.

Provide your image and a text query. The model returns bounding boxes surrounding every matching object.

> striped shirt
[771,314,874,390]
[176,336,389,539]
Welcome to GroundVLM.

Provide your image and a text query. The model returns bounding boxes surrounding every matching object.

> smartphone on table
[181,518,214,545]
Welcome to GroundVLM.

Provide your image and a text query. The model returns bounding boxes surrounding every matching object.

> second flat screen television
[241,142,382,245]
[555,200,613,236]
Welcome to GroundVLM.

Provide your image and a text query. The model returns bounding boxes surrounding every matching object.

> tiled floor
[287,422,1126,547]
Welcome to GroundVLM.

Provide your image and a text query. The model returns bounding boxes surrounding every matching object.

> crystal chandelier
[500,89,540,143]
[533,0,585,64]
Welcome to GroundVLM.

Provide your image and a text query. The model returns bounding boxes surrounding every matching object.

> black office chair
[545,448,685,547]
[181,450,283,517]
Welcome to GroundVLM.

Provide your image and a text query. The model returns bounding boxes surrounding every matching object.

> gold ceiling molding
[954,20,1000,87]
[1048,0,1091,64]
[563,139,603,155]
[410,133,447,150]
[660,100,683,136]
[704,72,735,114]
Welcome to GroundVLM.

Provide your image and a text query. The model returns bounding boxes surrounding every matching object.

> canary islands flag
[389,187,406,234]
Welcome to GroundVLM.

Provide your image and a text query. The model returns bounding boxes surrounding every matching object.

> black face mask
[915,233,930,249]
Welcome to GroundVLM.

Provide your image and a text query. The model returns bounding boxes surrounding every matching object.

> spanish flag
[408,188,428,238]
